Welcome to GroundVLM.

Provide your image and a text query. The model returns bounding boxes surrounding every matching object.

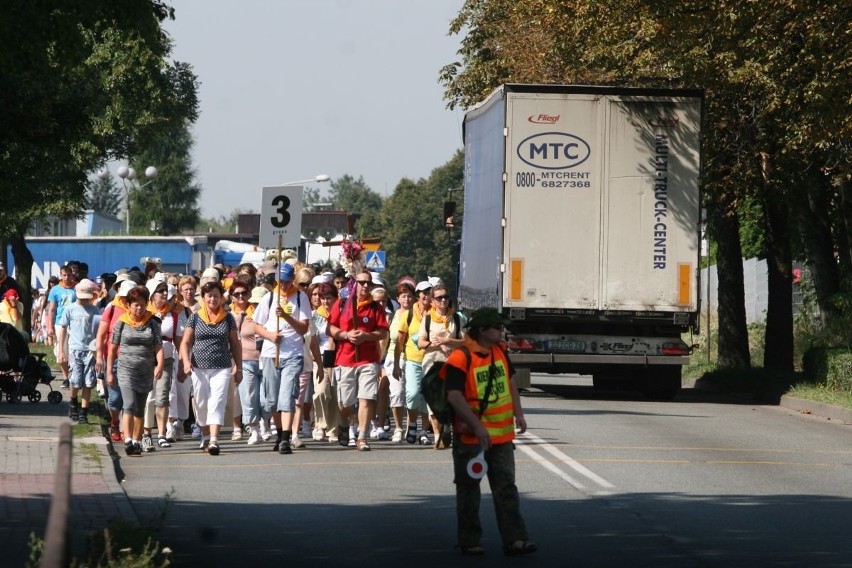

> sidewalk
[0,381,136,567]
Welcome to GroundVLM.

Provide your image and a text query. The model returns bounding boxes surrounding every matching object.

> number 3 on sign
[260,186,304,248]
[271,195,291,228]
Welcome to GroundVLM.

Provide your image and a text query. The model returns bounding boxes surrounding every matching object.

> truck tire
[641,366,682,401]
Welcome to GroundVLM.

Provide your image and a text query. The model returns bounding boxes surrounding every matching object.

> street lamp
[100,165,158,233]
[278,174,331,186]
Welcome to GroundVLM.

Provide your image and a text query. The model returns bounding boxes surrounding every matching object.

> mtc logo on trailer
[517,132,590,170]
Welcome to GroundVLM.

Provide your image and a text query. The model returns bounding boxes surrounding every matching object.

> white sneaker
[165,424,176,443]
[191,423,202,439]
[349,424,358,441]
[247,430,260,445]
[231,429,243,441]
[173,420,184,441]
[392,428,404,443]
[292,435,305,449]
[376,428,390,440]
[259,420,271,441]
[312,428,325,441]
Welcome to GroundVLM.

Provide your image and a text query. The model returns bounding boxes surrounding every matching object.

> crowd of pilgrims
[39,258,465,457]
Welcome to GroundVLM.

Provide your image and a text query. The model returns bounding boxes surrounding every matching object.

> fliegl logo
[528,114,560,124]
[517,132,591,170]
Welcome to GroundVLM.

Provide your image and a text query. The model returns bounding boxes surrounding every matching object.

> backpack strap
[453,312,461,339]
[425,314,431,338]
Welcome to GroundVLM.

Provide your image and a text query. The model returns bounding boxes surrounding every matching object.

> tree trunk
[761,171,794,373]
[797,170,840,328]
[838,180,852,277]
[8,226,34,338]
[712,203,751,368]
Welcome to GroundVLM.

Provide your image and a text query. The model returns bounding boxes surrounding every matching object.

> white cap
[427,276,444,288]
[74,279,97,300]
[415,281,432,293]
[371,272,386,288]
[201,268,219,280]
[146,279,167,296]
[117,280,136,297]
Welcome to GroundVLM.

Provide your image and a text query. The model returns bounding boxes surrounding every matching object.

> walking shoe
[347,435,357,448]
[328,436,339,444]
[376,428,390,441]
[77,409,88,425]
[165,423,176,443]
[418,430,430,446]
[291,435,304,449]
[171,420,184,441]
[199,439,209,452]
[132,442,143,456]
[247,430,260,445]
[191,423,202,439]
[207,441,220,456]
[259,420,272,441]
[61,379,70,389]
[157,437,171,448]
[142,435,155,452]
[69,403,79,422]
[110,424,122,442]
[279,437,292,454]
[312,428,325,442]
[272,432,282,452]
[124,440,135,456]
[392,428,404,443]
[406,426,418,444]
[231,429,243,441]
[356,438,371,451]
[349,424,358,443]
[369,420,379,439]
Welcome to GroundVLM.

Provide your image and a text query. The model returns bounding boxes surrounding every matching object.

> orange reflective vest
[443,339,515,445]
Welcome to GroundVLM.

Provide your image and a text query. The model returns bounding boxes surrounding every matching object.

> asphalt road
[115,374,852,567]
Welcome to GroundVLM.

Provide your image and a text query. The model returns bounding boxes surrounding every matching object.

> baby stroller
[0,322,62,404]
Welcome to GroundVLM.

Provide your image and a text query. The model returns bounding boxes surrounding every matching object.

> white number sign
[260,186,304,248]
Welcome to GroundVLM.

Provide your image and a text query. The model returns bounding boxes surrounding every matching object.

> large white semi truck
[457,84,703,399]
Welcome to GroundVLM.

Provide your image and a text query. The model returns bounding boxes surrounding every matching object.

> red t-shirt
[328,298,389,367]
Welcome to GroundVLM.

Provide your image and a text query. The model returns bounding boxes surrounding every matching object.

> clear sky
[161,1,466,219]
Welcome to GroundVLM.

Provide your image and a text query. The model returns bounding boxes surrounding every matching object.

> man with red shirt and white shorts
[328,270,389,451]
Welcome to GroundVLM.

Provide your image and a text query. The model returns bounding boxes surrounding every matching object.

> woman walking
[179,281,242,456]
[106,286,164,456]
[309,282,339,442]
[232,279,264,445]
[167,276,198,442]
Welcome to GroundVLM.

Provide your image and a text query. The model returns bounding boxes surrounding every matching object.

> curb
[778,395,852,425]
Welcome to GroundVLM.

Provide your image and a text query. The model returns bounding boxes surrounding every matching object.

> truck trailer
[458,84,703,399]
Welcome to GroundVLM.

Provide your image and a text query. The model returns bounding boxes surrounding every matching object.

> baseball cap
[146,279,168,296]
[279,263,295,282]
[415,280,432,293]
[74,278,97,300]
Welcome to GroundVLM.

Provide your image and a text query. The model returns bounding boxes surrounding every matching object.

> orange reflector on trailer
[510,258,523,301]
[678,263,691,305]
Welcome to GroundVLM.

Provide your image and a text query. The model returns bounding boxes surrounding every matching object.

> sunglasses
[488,324,504,331]
[356,280,372,286]
[232,291,248,297]
[433,295,449,301]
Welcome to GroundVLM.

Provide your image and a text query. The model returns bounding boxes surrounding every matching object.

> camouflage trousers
[452,439,529,548]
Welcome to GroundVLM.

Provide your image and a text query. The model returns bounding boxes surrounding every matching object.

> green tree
[86,175,123,217]
[440,0,851,370]
[367,151,464,291]
[0,1,199,333]
[130,123,201,235]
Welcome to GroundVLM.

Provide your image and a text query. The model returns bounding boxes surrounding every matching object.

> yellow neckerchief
[119,310,153,328]
[232,303,255,319]
[274,282,298,306]
[429,306,452,325]
[147,300,170,318]
[198,303,226,325]
[316,305,330,319]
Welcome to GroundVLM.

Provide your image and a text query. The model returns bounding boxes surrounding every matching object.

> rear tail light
[662,341,692,355]
[507,336,537,351]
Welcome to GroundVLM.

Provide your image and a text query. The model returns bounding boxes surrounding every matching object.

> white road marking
[517,431,616,492]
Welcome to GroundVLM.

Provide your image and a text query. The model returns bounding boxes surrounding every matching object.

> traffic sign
[365,250,386,272]
[260,186,304,248]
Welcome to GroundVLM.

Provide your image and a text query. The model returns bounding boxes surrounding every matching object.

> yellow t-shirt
[397,304,426,363]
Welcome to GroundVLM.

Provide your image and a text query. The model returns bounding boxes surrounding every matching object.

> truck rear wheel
[641,366,682,401]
